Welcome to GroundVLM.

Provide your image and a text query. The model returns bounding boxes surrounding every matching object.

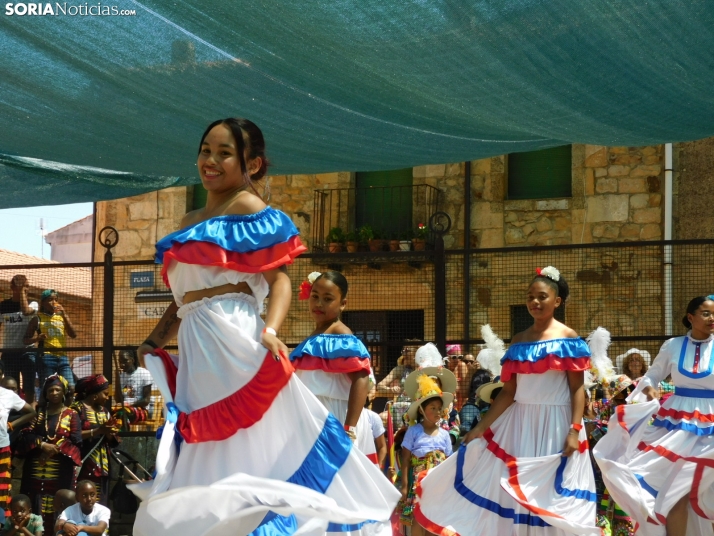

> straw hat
[615,348,651,373]
[475,378,504,404]
[406,343,457,397]
[405,373,454,424]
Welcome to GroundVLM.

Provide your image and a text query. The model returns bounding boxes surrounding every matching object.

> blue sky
[0,203,94,259]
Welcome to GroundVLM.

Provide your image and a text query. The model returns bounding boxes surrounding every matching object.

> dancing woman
[132,118,399,535]
[594,295,714,536]
[290,270,379,464]
[415,267,598,535]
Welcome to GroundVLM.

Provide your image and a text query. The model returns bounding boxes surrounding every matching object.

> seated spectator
[459,370,491,435]
[55,481,109,536]
[23,291,77,398]
[1,494,43,536]
[53,490,76,529]
[444,344,469,409]
[113,350,153,412]
[1,275,37,404]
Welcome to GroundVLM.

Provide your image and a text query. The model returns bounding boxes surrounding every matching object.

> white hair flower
[307,272,322,284]
[537,266,560,282]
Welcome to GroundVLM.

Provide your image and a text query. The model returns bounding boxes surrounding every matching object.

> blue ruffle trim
[289,334,370,361]
[501,338,591,364]
[155,207,299,263]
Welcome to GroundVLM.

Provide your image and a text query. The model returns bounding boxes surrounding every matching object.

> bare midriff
[182,282,253,305]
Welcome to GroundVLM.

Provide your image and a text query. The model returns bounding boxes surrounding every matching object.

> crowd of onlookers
[0,274,156,535]
[373,342,660,536]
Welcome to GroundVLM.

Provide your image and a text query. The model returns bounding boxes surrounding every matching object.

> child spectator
[55,481,109,536]
[364,408,387,469]
[397,374,453,535]
[1,494,43,536]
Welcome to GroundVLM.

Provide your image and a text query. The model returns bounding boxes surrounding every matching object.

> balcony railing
[312,184,442,251]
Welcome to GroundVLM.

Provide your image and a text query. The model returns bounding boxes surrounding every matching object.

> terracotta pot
[389,240,400,251]
[399,240,411,251]
[413,238,426,251]
[328,242,343,253]
[346,241,359,253]
[368,239,383,252]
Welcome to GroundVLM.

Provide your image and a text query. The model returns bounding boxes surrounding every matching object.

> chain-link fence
[3,239,713,431]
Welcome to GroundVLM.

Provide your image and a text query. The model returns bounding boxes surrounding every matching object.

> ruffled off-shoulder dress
[594,333,714,536]
[415,338,599,536]
[131,208,400,536]
[290,334,379,465]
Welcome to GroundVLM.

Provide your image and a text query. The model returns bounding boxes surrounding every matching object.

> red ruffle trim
[657,406,714,424]
[291,355,371,375]
[151,348,294,443]
[500,356,590,382]
[161,236,307,287]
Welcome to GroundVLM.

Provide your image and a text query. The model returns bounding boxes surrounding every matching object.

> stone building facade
[92,140,714,377]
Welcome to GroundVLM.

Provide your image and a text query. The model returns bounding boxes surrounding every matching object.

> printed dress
[415,338,598,535]
[594,333,714,536]
[19,407,82,536]
[132,208,400,536]
[290,334,379,464]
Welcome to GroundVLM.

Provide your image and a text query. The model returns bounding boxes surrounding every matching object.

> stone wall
[674,137,714,239]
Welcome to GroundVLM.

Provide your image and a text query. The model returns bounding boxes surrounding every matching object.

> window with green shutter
[355,168,413,239]
[507,145,572,200]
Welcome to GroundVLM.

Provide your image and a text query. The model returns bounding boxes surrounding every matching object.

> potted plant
[389,234,400,252]
[413,222,428,251]
[345,231,359,253]
[326,227,345,253]
[399,230,412,251]
[359,225,380,252]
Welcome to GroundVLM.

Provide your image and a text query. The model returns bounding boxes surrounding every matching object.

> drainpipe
[664,143,673,336]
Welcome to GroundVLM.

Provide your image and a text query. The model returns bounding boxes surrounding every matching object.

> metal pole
[430,212,452,355]
[99,227,118,385]
[463,161,472,346]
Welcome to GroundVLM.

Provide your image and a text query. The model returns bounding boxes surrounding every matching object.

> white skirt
[132,294,399,536]
[416,371,598,536]
[593,399,714,536]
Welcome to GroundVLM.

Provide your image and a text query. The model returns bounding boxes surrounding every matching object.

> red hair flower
[298,281,312,300]
[536,267,542,276]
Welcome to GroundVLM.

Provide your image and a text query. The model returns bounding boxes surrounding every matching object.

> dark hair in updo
[199,118,270,182]
[531,271,570,302]
[315,270,349,298]
[682,295,714,329]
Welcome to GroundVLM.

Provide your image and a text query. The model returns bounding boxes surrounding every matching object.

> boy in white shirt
[55,481,110,536]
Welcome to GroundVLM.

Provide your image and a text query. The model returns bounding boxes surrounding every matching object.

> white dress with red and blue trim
[131,208,400,536]
[415,338,598,536]
[594,333,714,536]
[290,334,379,465]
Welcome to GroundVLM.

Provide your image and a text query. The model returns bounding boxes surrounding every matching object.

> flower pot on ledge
[368,239,383,252]
[399,240,411,251]
[413,238,426,251]
[389,240,400,252]
[346,241,359,253]
[328,242,343,253]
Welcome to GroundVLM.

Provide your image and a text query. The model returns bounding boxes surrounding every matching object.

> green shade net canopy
[2,0,713,208]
